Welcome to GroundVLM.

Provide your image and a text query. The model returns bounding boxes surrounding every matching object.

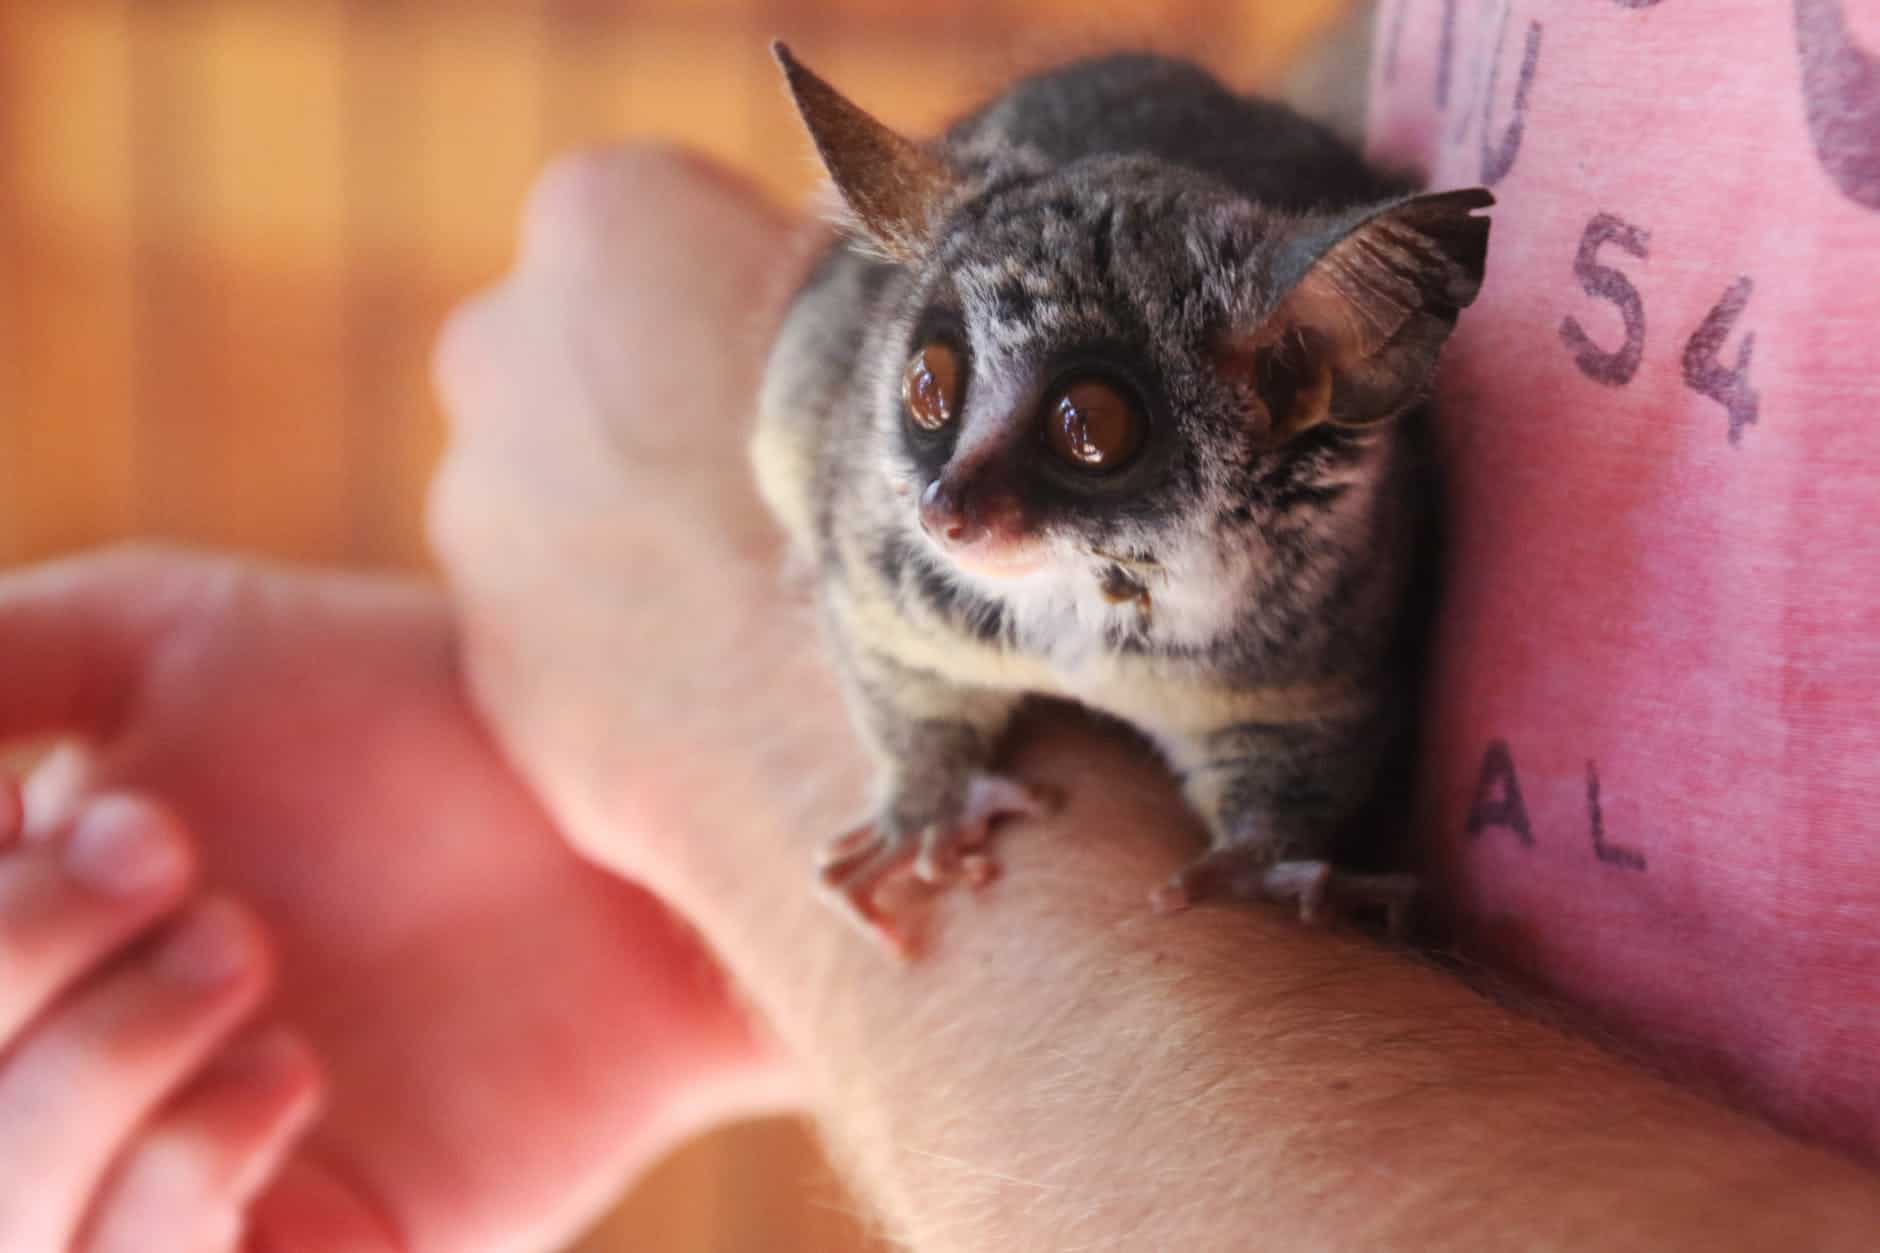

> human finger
[0,794,196,1045]
[0,897,273,1251]
[79,1025,324,1253]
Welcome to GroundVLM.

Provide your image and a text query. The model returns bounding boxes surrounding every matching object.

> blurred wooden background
[0,0,1352,1247]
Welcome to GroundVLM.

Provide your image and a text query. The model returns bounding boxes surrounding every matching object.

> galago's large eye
[1042,376,1144,472]
[903,342,963,432]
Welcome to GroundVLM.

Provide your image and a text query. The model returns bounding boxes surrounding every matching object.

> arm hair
[664,706,1880,1252]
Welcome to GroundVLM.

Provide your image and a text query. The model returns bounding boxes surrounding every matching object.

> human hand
[429,147,869,923]
[0,550,790,1251]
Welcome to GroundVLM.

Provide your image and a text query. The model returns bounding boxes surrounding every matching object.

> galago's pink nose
[918,477,1026,549]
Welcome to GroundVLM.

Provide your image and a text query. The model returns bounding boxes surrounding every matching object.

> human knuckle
[431,295,502,412]
[125,1127,223,1199]
[88,543,256,636]
[521,148,622,264]
[58,542,215,609]
[523,143,719,268]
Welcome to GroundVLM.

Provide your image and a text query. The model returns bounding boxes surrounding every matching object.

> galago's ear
[772,41,964,263]
[1224,188,1493,443]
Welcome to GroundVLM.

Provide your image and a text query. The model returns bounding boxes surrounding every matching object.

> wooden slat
[194,0,348,270]
[0,5,15,565]
[6,1,137,243]
[127,5,352,559]
[1,2,139,563]
[341,4,449,568]
[9,229,141,559]
[411,4,553,283]
[547,23,779,188]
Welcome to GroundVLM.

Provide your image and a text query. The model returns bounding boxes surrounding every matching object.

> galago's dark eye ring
[903,342,963,432]
[1041,375,1145,472]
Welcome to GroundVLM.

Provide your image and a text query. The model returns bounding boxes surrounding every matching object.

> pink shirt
[1371,0,1880,1160]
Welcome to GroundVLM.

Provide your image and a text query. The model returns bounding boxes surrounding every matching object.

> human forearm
[426,145,1880,1252]
[663,710,1880,1252]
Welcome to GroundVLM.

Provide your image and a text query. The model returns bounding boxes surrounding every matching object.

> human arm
[668,715,1879,1251]
[429,145,1880,1251]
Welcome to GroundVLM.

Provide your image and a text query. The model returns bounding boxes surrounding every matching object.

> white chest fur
[831,579,1368,740]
